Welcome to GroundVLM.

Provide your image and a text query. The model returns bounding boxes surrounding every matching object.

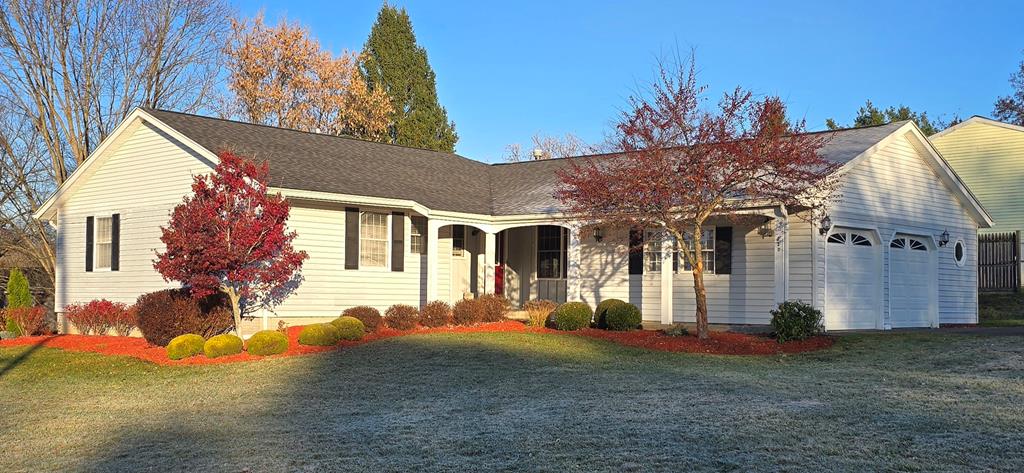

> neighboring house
[34,109,991,333]
[931,116,1024,287]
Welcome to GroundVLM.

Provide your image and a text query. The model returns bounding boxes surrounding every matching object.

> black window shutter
[628,227,643,275]
[110,213,120,271]
[345,207,359,270]
[673,246,679,272]
[715,226,733,275]
[391,212,405,272]
[85,216,94,272]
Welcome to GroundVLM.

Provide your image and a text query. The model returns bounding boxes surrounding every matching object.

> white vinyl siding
[55,120,215,311]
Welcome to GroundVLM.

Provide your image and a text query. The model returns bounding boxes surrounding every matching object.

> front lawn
[979,292,1024,326]
[2,331,1023,472]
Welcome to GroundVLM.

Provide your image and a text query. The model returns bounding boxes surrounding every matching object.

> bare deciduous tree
[504,132,594,162]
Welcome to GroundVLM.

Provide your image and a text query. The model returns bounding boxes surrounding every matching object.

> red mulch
[0,320,831,365]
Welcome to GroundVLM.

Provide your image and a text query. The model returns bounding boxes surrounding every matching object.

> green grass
[2,331,1024,472]
[979,292,1024,326]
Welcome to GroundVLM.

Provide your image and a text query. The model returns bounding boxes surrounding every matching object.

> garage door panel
[826,229,880,330]
[890,236,935,328]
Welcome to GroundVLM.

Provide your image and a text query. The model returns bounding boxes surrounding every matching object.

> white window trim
[645,227,716,275]
[358,211,390,271]
[94,216,113,272]
[954,239,967,267]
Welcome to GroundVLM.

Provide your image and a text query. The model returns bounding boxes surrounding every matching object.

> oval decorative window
[954,240,966,267]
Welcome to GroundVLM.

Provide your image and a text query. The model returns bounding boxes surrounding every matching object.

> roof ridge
[143,107,490,168]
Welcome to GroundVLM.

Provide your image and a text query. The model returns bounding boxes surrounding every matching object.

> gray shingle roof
[146,109,905,216]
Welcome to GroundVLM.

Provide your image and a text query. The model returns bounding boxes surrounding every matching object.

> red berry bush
[64,299,137,336]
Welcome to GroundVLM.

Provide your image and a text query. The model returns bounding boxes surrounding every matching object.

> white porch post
[567,226,582,302]
[660,235,674,325]
[426,219,442,302]
[483,231,496,294]
[773,210,790,305]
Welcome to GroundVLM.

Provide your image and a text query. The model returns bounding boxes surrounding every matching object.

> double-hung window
[644,229,669,273]
[359,212,388,268]
[537,225,567,279]
[644,227,716,274]
[94,216,113,270]
[681,228,715,273]
[410,219,426,254]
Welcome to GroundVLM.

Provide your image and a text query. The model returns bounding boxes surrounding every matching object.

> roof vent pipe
[532,148,545,160]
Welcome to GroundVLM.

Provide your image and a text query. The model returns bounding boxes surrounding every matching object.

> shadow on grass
[63,331,1024,472]
[0,336,56,380]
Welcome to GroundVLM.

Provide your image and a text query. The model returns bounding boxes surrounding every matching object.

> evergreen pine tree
[6,268,31,308]
[361,4,458,152]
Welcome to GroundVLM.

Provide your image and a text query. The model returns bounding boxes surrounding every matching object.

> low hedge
[247,330,289,356]
[203,333,243,358]
[342,306,382,332]
[298,323,341,346]
[604,302,641,331]
[770,301,823,342]
[552,302,593,331]
[594,298,626,329]
[420,301,451,327]
[330,316,365,341]
[452,299,483,326]
[384,304,419,330]
[166,334,205,360]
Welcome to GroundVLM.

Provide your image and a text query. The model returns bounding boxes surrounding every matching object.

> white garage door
[826,230,880,330]
[889,236,935,328]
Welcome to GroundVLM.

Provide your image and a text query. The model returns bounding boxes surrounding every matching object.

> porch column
[660,234,674,325]
[773,209,789,305]
[483,231,496,294]
[567,226,582,301]
[426,219,442,302]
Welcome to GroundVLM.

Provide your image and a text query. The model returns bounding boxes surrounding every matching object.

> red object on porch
[494,264,504,295]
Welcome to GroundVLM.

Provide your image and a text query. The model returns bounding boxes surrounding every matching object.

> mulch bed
[0,320,832,365]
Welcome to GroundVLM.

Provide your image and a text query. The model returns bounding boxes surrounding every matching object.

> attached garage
[888,235,938,328]
[825,229,882,330]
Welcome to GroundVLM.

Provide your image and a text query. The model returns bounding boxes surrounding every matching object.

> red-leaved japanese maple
[154,152,308,336]
[556,57,838,339]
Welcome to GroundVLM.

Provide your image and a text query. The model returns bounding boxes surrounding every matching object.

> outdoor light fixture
[593,226,605,243]
[939,229,950,247]
[818,215,832,236]
[757,221,774,239]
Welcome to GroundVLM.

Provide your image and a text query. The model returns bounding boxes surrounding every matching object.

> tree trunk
[223,286,243,338]
[692,266,709,339]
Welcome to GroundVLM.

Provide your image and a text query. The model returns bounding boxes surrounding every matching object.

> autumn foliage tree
[556,57,837,339]
[225,14,392,141]
[154,152,308,337]
[994,54,1024,126]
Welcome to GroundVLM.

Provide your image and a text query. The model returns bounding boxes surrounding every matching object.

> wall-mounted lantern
[818,215,832,236]
[757,221,774,239]
[939,229,950,247]
[593,226,604,243]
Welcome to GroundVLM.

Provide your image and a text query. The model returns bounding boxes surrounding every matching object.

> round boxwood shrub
[552,302,593,331]
[342,306,382,332]
[770,300,823,343]
[384,304,420,330]
[166,334,205,360]
[330,316,365,341]
[246,330,289,356]
[203,333,243,358]
[420,300,451,328]
[605,302,642,331]
[594,298,626,329]
[297,323,341,346]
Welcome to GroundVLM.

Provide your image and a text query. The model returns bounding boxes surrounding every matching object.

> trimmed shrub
[298,323,341,346]
[3,307,47,336]
[552,302,593,331]
[419,301,451,328]
[605,303,642,331]
[6,268,32,308]
[477,294,508,323]
[203,333,244,358]
[770,301,823,343]
[0,331,15,340]
[662,324,689,337]
[524,299,557,327]
[135,289,233,346]
[342,306,382,332]
[594,298,626,329]
[246,330,289,356]
[452,298,484,326]
[64,300,136,336]
[330,316,365,341]
[166,334,205,360]
[384,304,420,330]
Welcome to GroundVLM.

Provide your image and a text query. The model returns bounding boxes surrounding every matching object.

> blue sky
[233,1,1024,162]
